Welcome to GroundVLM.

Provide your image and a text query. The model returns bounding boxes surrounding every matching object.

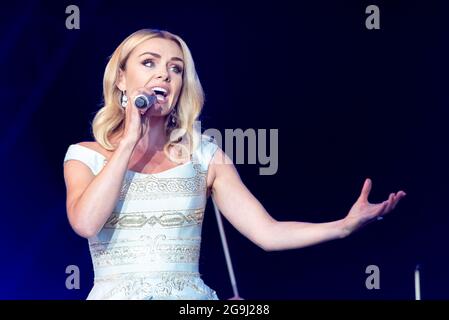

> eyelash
[142,59,183,74]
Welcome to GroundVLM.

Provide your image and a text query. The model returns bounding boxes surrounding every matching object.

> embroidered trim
[104,208,204,229]
[94,271,218,300]
[119,164,207,201]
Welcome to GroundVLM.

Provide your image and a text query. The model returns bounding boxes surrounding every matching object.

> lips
[147,86,169,105]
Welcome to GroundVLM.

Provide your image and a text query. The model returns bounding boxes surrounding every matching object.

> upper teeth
[152,87,167,96]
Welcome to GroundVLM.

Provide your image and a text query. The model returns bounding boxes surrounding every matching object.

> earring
[169,109,177,126]
[120,90,128,107]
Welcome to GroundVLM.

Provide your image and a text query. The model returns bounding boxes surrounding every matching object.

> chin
[148,109,169,117]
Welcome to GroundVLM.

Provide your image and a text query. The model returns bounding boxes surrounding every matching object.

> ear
[116,68,127,92]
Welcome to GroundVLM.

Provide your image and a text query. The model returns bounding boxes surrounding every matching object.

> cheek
[131,68,151,84]
[173,80,183,96]
[127,65,154,83]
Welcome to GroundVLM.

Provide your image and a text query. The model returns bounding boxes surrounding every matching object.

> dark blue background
[1,0,448,299]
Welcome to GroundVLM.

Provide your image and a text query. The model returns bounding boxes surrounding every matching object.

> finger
[139,103,152,115]
[384,193,395,213]
[391,194,398,210]
[392,191,406,210]
[375,200,388,218]
[359,178,372,202]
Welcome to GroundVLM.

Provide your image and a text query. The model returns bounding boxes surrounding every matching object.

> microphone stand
[212,196,244,300]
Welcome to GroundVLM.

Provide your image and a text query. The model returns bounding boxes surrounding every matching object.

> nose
[155,66,171,83]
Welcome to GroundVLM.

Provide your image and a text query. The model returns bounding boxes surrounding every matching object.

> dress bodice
[63,135,219,300]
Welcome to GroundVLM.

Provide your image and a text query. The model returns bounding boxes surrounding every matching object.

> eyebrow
[138,51,184,64]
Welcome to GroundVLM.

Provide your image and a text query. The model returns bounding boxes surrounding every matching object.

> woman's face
[117,37,184,116]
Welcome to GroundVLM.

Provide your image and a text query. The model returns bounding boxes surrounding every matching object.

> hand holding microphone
[133,92,157,109]
[121,88,158,110]
[121,88,157,147]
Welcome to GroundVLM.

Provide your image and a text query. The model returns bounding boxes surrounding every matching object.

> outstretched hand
[342,178,406,236]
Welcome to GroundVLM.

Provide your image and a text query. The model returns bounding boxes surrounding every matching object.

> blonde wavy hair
[91,28,204,162]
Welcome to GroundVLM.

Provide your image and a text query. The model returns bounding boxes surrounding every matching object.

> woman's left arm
[210,147,406,252]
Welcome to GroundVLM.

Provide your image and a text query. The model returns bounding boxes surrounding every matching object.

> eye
[171,65,183,74]
[142,59,154,68]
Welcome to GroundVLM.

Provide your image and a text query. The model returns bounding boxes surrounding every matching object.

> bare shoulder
[210,146,232,166]
[209,146,240,183]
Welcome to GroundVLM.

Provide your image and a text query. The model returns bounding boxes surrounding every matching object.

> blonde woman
[63,29,406,300]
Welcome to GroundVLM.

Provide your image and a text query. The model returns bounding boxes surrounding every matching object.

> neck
[135,115,168,153]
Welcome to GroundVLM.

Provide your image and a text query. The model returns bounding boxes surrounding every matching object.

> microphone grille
[134,93,157,109]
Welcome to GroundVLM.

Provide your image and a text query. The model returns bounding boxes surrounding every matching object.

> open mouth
[152,88,168,102]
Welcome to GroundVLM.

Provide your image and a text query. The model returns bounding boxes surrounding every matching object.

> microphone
[133,93,157,109]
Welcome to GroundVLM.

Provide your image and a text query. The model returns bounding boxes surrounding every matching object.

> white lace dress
[63,135,219,300]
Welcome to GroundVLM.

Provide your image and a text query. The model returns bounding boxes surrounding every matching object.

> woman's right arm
[64,91,151,238]
[63,140,135,238]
